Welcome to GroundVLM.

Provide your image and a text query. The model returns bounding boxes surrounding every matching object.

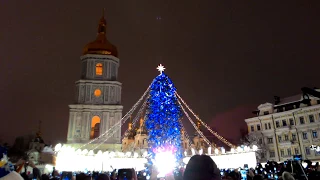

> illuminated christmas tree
[145,64,183,177]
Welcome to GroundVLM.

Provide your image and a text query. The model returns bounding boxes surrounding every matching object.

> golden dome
[83,10,118,57]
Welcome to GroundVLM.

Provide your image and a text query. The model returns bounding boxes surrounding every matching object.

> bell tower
[67,10,123,145]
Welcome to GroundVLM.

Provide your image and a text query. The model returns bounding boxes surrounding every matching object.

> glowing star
[157,64,165,74]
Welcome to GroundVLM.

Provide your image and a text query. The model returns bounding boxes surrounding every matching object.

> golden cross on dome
[157,64,165,74]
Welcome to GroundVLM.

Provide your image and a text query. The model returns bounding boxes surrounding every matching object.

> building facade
[66,12,123,147]
[245,88,320,162]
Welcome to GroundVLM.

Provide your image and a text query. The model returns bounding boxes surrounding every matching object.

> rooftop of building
[250,87,320,118]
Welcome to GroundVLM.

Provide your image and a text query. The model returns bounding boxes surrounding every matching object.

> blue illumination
[145,72,183,162]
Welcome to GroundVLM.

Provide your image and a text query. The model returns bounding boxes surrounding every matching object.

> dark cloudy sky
[0,1,319,145]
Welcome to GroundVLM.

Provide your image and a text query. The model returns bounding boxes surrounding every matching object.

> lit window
[94,89,102,97]
[96,63,103,75]
[90,116,101,139]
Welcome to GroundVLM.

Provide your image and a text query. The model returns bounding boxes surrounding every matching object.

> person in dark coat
[183,155,221,180]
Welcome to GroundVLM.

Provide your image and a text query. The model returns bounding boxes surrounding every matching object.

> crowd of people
[2,152,320,179]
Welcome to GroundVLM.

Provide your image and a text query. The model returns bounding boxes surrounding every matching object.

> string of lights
[75,86,151,151]
[176,92,236,148]
[178,118,192,147]
[177,98,211,145]
[92,108,147,151]
[211,140,217,148]
[132,113,145,149]
[130,97,149,130]
[121,99,148,141]
[92,128,121,151]
[92,97,150,150]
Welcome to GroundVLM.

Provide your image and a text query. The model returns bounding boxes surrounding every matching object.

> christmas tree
[145,64,183,176]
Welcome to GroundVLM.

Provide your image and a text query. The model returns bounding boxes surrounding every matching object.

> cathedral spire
[82,8,118,57]
[36,120,42,137]
[98,8,107,34]
[139,115,144,127]
[197,118,201,131]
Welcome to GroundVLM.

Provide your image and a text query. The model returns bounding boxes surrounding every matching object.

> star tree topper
[157,64,165,74]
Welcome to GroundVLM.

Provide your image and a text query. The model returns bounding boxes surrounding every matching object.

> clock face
[94,89,102,97]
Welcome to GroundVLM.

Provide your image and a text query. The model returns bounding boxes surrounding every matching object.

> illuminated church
[122,116,211,153]
[66,11,122,150]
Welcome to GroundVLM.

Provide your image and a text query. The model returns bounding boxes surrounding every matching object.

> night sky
[0,1,319,146]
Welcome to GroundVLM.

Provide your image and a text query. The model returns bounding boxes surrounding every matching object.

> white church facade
[66,12,122,150]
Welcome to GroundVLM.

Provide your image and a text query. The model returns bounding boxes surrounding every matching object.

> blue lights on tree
[145,71,183,162]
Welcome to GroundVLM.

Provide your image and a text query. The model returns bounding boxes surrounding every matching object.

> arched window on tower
[90,116,101,139]
[96,63,103,76]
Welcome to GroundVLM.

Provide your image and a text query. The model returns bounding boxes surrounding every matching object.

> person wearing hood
[183,155,221,180]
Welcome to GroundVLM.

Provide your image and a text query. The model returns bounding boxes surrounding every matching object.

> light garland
[93,105,146,151]
[75,85,151,151]
[131,114,144,149]
[180,122,192,147]
[121,99,148,140]
[94,96,150,150]
[177,98,211,145]
[176,92,236,148]
[179,119,192,147]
